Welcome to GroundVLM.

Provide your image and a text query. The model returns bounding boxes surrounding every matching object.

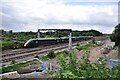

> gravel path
[89,39,117,63]
[89,47,101,63]
[76,39,118,65]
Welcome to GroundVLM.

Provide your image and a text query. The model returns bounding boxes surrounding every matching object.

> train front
[24,39,38,48]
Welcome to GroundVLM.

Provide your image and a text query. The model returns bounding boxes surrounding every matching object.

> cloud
[1,0,118,33]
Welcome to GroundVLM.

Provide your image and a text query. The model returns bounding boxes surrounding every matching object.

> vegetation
[1,29,103,50]
[55,50,120,78]
[76,46,82,51]
[110,24,120,58]
[11,60,16,64]
[1,30,37,50]
[76,42,97,51]
[1,40,25,50]
[0,61,39,73]
[72,30,103,37]
[1,39,120,79]
[118,45,120,59]
[63,50,69,55]
[110,24,120,46]
[47,50,56,59]
[92,38,96,44]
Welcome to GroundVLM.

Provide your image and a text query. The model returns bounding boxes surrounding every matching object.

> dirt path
[106,49,118,60]
[88,39,117,63]
[89,47,101,63]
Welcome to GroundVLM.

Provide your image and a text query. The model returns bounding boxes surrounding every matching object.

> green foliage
[62,50,69,55]
[56,50,120,78]
[1,40,24,50]
[0,62,26,73]
[110,24,120,46]
[76,42,97,52]
[47,50,56,59]
[1,29,102,50]
[40,56,49,61]
[118,45,120,54]
[0,61,39,73]
[76,46,82,51]
[40,50,69,61]
[11,60,16,64]
[1,30,37,50]
[72,30,103,37]
[76,43,80,46]
[92,38,96,44]
[111,64,120,78]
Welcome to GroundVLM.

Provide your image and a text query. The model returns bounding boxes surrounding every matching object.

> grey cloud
[2,2,28,30]
[1,0,118,33]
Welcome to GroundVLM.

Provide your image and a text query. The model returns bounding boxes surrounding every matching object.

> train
[24,36,93,48]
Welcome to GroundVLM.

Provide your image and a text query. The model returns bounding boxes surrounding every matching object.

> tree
[9,30,13,34]
[110,24,120,46]
[110,24,120,58]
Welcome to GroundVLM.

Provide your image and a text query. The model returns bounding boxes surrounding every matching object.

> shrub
[11,60,16,64]
[63,50,69,55]
[76,43,80,46]
[2,41,24,50]
[76,46,82,51]
[56,50,120,78]
[92,38,96,44]
[47,50,55,58]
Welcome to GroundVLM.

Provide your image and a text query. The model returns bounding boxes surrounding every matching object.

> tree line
[110,24,120,59]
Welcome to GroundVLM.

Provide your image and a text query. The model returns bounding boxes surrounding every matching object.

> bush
[1,41,24,50]
[118,45,120,59]
[11,60,16,64]
[76,43,80,46]
[47,50,55,58]
[92,38,96,44]
[63,50,69,55]
[76,46,82,51]
[56,50,120,78]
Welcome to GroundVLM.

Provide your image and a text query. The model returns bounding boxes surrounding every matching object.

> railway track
[1,46,68,62]
[2,41,81,58]
[1,40,91,63]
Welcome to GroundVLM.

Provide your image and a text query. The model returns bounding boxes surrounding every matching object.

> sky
[0,0,119,33]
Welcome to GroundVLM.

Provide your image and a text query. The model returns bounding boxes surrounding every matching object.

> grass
[76,42,98,57]
[40,56,49,61]
[0,60,39,73]
[40,50,68,61]
[0,50,68,73]
[76,42,97,51]
[1,40,25,50]
[40,42,97,62]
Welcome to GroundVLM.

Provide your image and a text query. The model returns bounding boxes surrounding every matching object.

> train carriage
[24,36,93,48]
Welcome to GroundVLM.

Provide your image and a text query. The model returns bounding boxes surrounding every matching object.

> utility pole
[69,32,72,50]
[38,29,40,38]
